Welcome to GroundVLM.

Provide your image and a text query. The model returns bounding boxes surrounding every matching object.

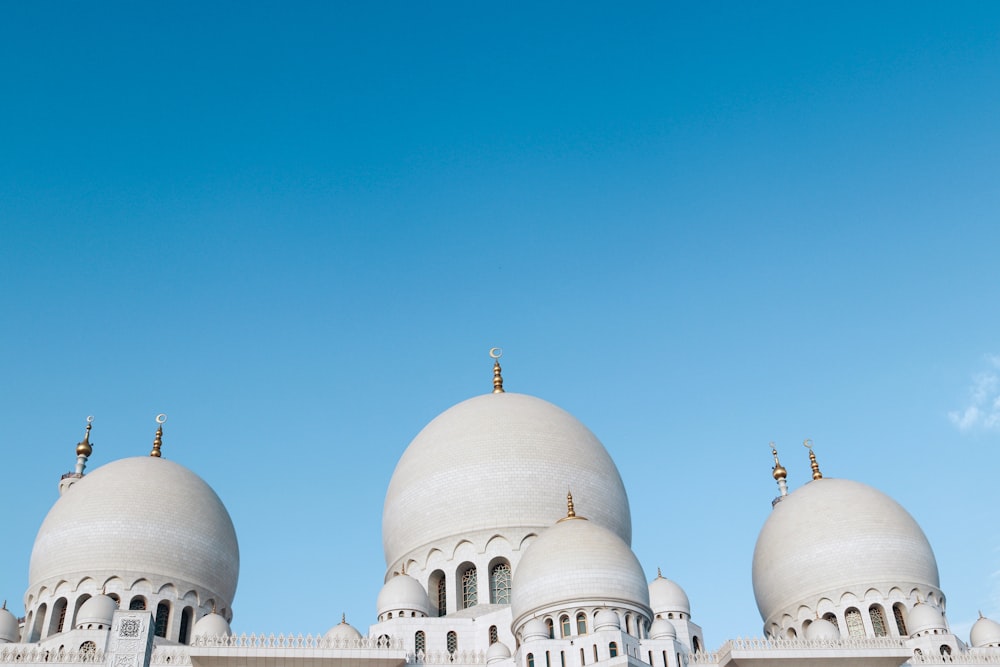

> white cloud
[949,355,1000,433]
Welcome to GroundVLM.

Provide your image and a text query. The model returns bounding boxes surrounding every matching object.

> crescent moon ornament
[489,347,503,360]
[86,415,94,424]
[802,438,813,449]
[156,413,167,424]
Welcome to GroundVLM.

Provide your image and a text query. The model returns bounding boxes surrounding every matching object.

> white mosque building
[3,354,1000,667]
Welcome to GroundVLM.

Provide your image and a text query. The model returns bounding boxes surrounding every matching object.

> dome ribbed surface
[30,457,239,608]
[752,478,938,627]
[383,393,631,567]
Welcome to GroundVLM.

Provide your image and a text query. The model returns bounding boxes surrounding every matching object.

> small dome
[522,618,549,642]
[75,595,118,628]
[907,603,946,636]
[192,612,232,639]
[511,515,650,628]
[752,478,939,627]
[649,575,690,616]
[377,573,430,618]
[383,393,632,568]
[486,641,512,663]
[325,618,363,642]
[594,609,621,631]
[648,618,677,640]
[805,618,840,641]
[970,615,1000,648]
[30,457,239,612]
[0,607,19,643]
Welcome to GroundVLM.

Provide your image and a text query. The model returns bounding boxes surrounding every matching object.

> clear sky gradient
[1,2,998,647]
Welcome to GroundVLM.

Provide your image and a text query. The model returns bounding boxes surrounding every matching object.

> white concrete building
[2,357,998,667]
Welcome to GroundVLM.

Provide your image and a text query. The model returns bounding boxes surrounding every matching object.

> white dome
[971,615,1000,647]
[75,595,118,628]
[486,641,512,663]
[752,478,939,627]
[908,603,946,636]
[0,607,18,643]
[192,612,231,638]
[325,618,363,642]
[522,618,549,642]
[29,457,239,611]
[377,573,430,618]
[383,393,631,568]
[649,575,690,616]
[805,618,840,641]
[594,609,621,631]
[649,618,677,640]
[511,515,649,628]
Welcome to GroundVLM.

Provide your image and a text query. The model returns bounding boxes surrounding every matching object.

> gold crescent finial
[150,414,167,457]
[77,416,94,457]
[490,348,505,393]
[803,439,822,480]
[770,442,787,482]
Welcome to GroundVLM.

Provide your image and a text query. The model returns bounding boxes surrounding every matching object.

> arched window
[545,651,551,667]
[560,651,565,667]
[460,564,478,609]
[624,613,632,636]
[869,605,887,637]
[179,607,193,645]
[108,594,120,605]
[823,613,839,629]
[527,654,534,667]
[387,612,393,620]
[844,608,864,638]
[72,595,91,631]
[155,602,170,638]
[80,642,96,661]
[608,643,618,658]
[940,645,951,656]
[415,631,426,654]
[576,613,587,635]
[447,631,458,654]
[490,562,512,604]
[489,625,498,644]
[692,636,701,653]
[49,598,68,636]
[786,628,797,639]
[431,571,446,617]
[893,604,907,636]
[129,597,146,611]
[560,615,571,637]
[545,619,554,639]
[594,647,599,662]
[30,603,47,642]
[580,648,586,665]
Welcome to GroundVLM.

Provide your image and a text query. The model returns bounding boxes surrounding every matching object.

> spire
[341,613,346,624]
[770,442,788,505]
[150,414,166,457]
[75,416,94,474]
[558,490,586,522]
[804,439,823,480]
[657,567,663,579]
[490,347,505,393]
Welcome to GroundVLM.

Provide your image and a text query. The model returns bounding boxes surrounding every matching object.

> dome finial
[566,489,575,517]
[657,567,663,578]
[803,439,822,480]
[490,347,505,393]
[150,414,167,457]
[770,442,789,503]
[341,613,346,624]
[75,416,94,474]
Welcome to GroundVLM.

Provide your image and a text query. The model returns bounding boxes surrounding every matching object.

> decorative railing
[191,633,405,650]
[687,650,719,664]
[722,636,907,651]
[0,647,105,664]
[151,649,192,665]
[911,653,1000,664]
[408,650,487,664]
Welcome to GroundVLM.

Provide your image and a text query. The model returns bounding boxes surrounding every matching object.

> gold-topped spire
[558,490,586,522]
[490,347,505,393]
[770,442,790,504]
[341,613,346,624]
[657,567,663,578]
[150,414,167,457]
[77,416,94,458]
[803,439,822,480]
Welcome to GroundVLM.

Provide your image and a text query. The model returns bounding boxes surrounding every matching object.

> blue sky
[1,1,999,647]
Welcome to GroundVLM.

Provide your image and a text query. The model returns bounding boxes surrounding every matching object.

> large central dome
[382,392,631,568]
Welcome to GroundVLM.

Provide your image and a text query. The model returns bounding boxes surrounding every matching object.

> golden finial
[657,567,663,579]
[341,613,346,624]
[770,442,786,482]
[490,348,505,393]
[77,416,94,457]
[566,490,576,518]
[803,439,822,480]
[150,414,167,457]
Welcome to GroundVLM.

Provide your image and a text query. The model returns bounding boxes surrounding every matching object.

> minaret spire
[804,439,823,480]
[770,442,788,505]
[150,414,166,457]
[75,416,94,475]
[490,347,505,393]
